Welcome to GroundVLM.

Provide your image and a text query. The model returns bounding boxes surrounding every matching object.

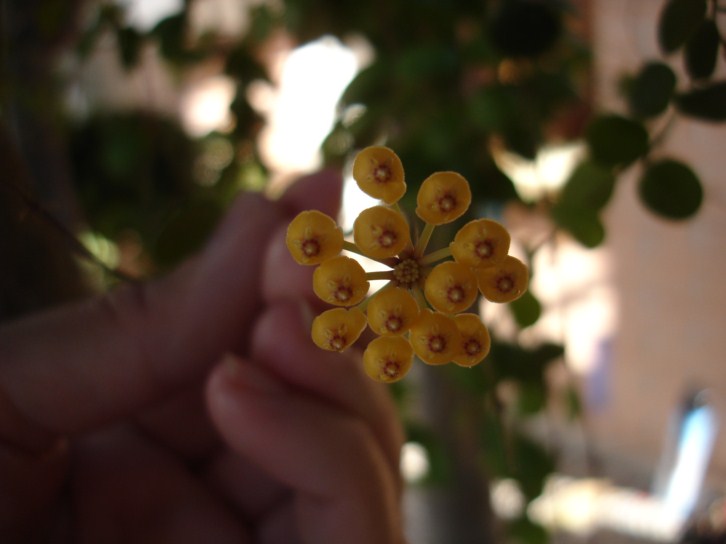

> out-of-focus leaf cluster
[552,0,723,245]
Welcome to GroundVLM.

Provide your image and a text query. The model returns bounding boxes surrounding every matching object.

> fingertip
[207,354,287,403]
[262,223,316,303]
[279,169,343,217]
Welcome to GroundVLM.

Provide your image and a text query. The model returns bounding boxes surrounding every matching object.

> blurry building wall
[590,0,726,493]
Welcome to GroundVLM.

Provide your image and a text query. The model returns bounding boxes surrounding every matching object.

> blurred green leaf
[154,200,223,267]
[405,422,452,485]
[490,342,564,384]
[685,19,720,80]
[510,290,542,328]
[558,159,616,211]
[675,81,726,121]
[517,383,547,415]
[658,0,707,54]
[626,62,676,118]
[225,46,268,81]
[511,433,555,499]
[117,27,143,70]
[551,205,605,248]
[508,516,549,544]
[489,0,563,58]
[566,386,583,419]
[586,114,649,168]
[638,158,703,220]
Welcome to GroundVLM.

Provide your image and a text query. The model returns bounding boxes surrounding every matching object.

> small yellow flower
[311,307,368,352]
[313,256,370,306]
[352,145,406,204]
[450,219,511,269]
[286,210,344,265]
[424,260,478,314]
[415,171,472,225]
[366,286,420,336]
[363,335,414,383]
[477,255,529,303]
[409,309,461,365]
[452,313,491,367]
[353,206,411,260]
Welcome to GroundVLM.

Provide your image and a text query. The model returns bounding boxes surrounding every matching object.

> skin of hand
[0,170,406,544]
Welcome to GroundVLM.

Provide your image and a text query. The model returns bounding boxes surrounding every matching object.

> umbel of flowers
[286,146,528,383]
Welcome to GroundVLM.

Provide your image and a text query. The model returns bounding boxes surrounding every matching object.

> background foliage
[2,0,724,541]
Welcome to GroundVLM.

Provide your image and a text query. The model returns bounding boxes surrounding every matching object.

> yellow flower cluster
[285,146,528,383]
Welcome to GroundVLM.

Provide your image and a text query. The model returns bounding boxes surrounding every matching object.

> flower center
[447,286,465,303]
[373,164,391,183]
[385,315,402,332]
[438,194,456,212]
[383,360,400,378]
[428,335,446,353]
[475,240,493,259]
[497,276,513,293]
[393,258,421,289]
[330,335,345,350]
[334,286,353,302]
[378,230,396,248]
[302,239,320,257]
[464,339,481,356]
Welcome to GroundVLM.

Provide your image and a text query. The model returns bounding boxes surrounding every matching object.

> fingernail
[221,353,286,395]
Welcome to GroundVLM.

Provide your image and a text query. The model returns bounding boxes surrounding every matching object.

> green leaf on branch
[638,158,703,220]
[510,290,542,329]
[551,204,605,248]
[558,159,616,211]
[658,0,707,54]
[675,82,726,121]
[586,114,649,168]
[685,19,720,80]
[626,62,677,118]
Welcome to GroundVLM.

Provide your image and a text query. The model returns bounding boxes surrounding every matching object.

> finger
[278,168,342,218]
[206,355,402,544]
[263,169,343,303]
[0,190,282,447]
[262,223,317,304]
[204,448,289,522]
[251,302,404,475]
[0,438,69,541]
[72,426,247,543]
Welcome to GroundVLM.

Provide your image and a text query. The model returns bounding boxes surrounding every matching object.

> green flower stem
[414,222,435,258]
[412,286,430,310]
[419,246,452,266]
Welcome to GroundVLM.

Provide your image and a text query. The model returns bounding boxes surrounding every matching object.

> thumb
[0,191,282,446]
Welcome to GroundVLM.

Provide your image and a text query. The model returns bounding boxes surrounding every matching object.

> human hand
[0,171,405,543]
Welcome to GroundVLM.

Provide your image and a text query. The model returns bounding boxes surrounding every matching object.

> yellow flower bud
[363,335,414,383]
[311,307,367,352]
[452,313,491,367]
[352,146,406,204]
[415,171,472,225]
[476,255,528,303]
[313,256,370,306]
[450,219,511,269]
[353,205,411,260]
[286,210,344,265]
[423,260,478,314]
[366,286,420,336]
[409,309,461,365]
